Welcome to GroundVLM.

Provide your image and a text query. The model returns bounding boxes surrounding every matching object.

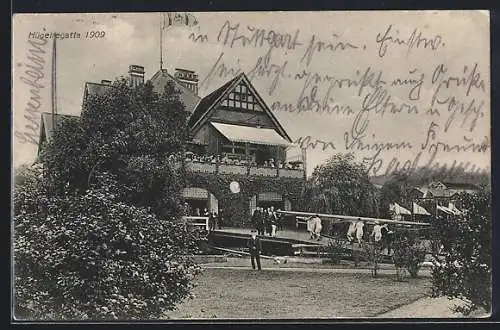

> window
[222,83,261,111]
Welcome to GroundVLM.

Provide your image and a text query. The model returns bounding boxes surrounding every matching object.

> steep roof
[150,69,201,113]
[84,82,114,98]
[187,75,240,128]
[187,73,292,142]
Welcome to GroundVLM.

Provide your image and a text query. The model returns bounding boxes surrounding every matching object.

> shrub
[326,237,349,264]
[362,242,385,277]
[14,172,202,320]
[430,189,491,316]
[392,230,426,281]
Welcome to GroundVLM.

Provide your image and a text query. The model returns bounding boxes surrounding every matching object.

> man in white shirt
[355,220,365,244]
[372,222,383,243]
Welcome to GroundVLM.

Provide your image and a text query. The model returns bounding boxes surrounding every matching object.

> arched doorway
[181,187,219,216]
[249,192,292,214]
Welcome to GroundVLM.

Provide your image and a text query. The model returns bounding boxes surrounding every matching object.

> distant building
[38,64,306,224]
[410,181,480,199]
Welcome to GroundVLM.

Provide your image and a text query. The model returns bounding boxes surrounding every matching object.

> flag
[164,12,198,28]
[413,202,431,216]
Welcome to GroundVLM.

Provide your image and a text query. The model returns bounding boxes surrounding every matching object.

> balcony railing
[180,161,305,179]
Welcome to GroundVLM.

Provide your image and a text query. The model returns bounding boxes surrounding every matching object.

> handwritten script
[191,17,489,177]
[15,37,49,145]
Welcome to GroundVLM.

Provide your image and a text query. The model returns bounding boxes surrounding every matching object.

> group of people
[168,151,303,169]
[182,203,224,232]
[346,219,394,254]
[251,206,282,237]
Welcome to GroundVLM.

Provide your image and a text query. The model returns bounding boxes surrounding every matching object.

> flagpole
[160,13,164,70]
[51,36,57,130]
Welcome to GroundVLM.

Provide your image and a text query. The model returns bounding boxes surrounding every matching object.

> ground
[164,263,431,319]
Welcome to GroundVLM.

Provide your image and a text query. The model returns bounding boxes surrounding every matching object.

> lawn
[164,267,431,319]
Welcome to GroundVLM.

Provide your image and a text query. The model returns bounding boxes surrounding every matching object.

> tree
[40,79,188,218]
[14,79,201,320]
[301,153,379,217]
[430,188,492,316]
[14,172,201,320]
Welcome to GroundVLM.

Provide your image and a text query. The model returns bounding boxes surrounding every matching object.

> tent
[413,202,431,216]
[389,203,412,215]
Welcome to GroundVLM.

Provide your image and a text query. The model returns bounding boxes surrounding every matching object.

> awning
[211,122,290,147]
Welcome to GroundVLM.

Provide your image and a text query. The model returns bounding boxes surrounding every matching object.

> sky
[12,11,490,177]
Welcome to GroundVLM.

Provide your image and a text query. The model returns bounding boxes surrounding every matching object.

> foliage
[14,80,202,320]
[362,242,385,278]
[186,173,304,227]
[40,79,188,219]
[301,153,379,217]
[325,237,349,264]
[14,164,43,187]
[392,230,426,280]
[430,189,492,316]
[14,172,202,320]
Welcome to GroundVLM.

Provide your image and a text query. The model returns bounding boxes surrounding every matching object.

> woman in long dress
[309,215,322,240]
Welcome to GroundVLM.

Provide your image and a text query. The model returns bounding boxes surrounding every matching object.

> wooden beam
[277,210,431,226]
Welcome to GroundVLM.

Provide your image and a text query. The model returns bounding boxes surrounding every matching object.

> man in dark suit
[218,208,224,229]
[246,230,262,270]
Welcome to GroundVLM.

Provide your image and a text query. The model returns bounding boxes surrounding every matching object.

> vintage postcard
[12,11,491,321]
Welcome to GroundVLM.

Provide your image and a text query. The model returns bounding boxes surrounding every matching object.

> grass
[165,267,431,319]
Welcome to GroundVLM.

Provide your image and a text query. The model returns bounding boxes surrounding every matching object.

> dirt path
[377,296,490,318]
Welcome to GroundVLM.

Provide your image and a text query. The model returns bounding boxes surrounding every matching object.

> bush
[326,238,349,264]
[430,189,491,316]
[392,230,426,281]
[362,242,385,277]
[14,172,202,320]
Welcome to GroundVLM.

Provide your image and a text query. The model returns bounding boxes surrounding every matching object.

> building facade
[39,65,306,226]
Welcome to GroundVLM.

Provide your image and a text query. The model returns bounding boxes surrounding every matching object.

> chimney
[128,65,145,87]
[101,79,112,85]
[174,68,199,95]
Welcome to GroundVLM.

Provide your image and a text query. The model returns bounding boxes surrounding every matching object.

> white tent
[390,203,412,215]
[413,202,431,216]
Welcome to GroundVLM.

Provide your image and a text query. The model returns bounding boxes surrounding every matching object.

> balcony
[181,161,304,179]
